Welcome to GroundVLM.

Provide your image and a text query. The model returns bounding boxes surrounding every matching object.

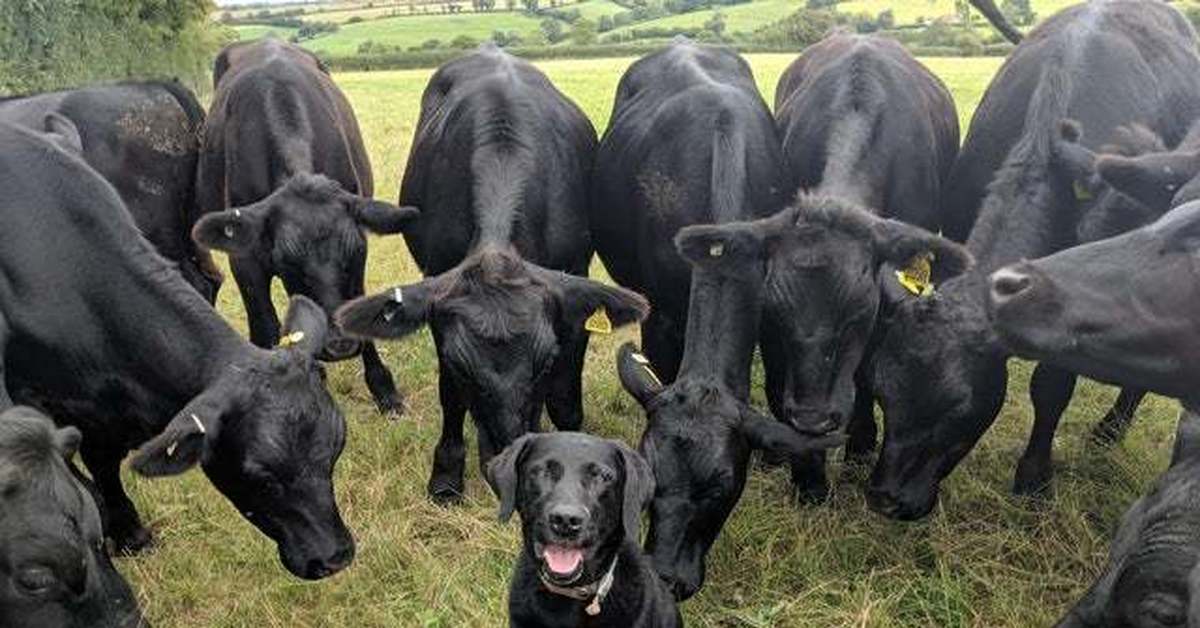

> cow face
[131,296,354,581]
[0,408,143,628]
[761,198,971,435]
[1057,409,1200,628]
[617,344,843,600]
[485,433,653,588]
[987,201,1200,401]
[336,247,648,462]
[194,173,419,361]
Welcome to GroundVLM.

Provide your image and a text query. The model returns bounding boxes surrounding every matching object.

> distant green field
[570,0,626,21]
[299,12,546,55]
[120,53,1181,628]
[231,23,300,41]
[838,0,1084,24]
[602,0,800,39]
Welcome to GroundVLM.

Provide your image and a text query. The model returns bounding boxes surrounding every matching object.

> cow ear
[544,270,649,333]
[739,407,845,455]
[279,295,328,357]
[131,394,230,477]
[347,197,420,235]
[485,434,538,523]
[336,276,446,340]
[1097,151,1200,214]
[43,113,82,154]
[54,426,82,459]
[614,441,654,544]
[617,343,665,408]
[871,218,973,281]
[673,218,786,277]
[193,205,269,254]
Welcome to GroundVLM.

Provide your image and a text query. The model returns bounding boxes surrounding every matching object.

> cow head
[987,200,1200,401]
[194,173,419,361]
[616,224,844,600]
[336,247,648,463]
[1056,408,1200,628]
[132,296,354,581]
[865,121,1089,520]
[769,197,970,435]
[0,408,143,628]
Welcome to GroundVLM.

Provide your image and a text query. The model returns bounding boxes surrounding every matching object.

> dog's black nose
[548,505,587,538]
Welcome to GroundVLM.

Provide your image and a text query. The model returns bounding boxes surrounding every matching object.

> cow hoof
[427,480,465,506]
[793,482,830,505]
[111,527,155,556]
[375,392,407,419]
[1012,465,1053,497]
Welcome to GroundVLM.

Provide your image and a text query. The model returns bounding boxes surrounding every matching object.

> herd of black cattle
[5,0,1200,625]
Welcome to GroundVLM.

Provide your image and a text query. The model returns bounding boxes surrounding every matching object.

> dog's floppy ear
[614,440,655,544]
[485,434,539,523]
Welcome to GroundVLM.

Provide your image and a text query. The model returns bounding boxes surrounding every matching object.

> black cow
[0,82,221,303]
[486,432,680,628]
[867,0,1200,521]
[0,407,143,628]
[0,120,353,580]
[196,39,411,414]
[988,200,1200,401]
[617,223,844,601]
[1052,409,1200,628]
[769,33,961,499]
[591,39,791,384]
[336,45,646,504]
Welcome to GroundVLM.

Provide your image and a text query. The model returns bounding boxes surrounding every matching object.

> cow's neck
[675,265,761,400]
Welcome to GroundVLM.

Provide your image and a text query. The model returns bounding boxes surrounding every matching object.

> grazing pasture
[115,53,1179,627]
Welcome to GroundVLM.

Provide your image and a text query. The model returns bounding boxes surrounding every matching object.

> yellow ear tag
[894,252,934,297]
[585,307,613,334]
[1073,180,1094,202]
[630,352,663,387]
[278,331,305,348]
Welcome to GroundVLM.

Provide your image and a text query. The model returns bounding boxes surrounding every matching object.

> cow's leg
[546,327,587,432]
[641,311,682,385]
[1014,363,1077,496]
[791,451,829,504]
[844,378,877,466]
[428,355,468,506]
[81,444,152,553]
[758,324,790,468]
[361,341,403,417]
[1091,388,1146,446]
[231,259,280,348]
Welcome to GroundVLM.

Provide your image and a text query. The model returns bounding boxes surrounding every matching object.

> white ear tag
[709,243,724,257]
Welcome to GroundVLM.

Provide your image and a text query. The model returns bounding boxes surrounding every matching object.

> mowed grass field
[115,54,1182,627]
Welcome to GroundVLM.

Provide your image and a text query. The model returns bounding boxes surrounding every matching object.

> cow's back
[774,34,958,231]
[592,42,788,302]
[944,0,1200,240]
[204,39,372,208]
[400,48,597,276]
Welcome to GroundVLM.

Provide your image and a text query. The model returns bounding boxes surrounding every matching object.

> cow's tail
[969,0,1023,45]
[156,80,207,135]
[470,108,534,244]
[711,107,747,223]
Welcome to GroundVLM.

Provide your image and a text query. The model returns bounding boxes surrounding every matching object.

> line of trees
[1,0,230,95]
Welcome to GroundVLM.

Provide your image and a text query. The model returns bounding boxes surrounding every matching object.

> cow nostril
[990,268,1033,302]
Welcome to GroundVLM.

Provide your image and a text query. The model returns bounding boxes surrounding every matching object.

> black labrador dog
[487,432,680,628]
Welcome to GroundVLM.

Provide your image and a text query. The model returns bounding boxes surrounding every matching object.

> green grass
[231,24,300,42]
[837,0,1083,25]
[569,0,627,21]
[117,54,1178,627]
[297,12,546,55]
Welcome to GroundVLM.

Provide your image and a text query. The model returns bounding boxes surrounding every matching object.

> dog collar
[538,555,618,616]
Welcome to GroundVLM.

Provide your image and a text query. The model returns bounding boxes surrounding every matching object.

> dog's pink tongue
[543,546,583,575]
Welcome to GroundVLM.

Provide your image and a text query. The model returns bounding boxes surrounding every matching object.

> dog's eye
[589,466,615,483]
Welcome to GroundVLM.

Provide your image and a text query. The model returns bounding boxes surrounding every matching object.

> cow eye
[15,566,58,597]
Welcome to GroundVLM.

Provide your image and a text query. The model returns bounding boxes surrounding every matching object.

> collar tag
[894,252,934,297]
[585,307,613,334]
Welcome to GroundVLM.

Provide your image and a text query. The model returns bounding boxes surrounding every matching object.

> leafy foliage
[0,0,231,95]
